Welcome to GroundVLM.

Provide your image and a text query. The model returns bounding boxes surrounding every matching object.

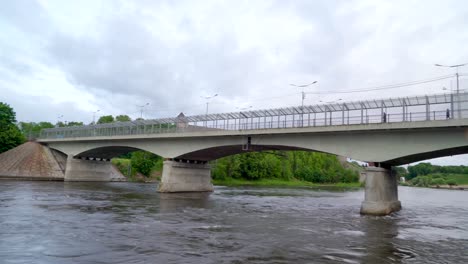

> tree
[130,151,161,177]
[0,102,25,153]
[56,121,84,127]
[115,115,131,122]
[97,115,114,124]
[446,179,457,187]
[67,121,84,127]
[407,163,433,179]
[19,121,54,139]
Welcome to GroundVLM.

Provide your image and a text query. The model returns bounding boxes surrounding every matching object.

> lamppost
[137,103,150,119]
[92,110,100,124]
[435,62,468,94]
[290,81,318,127]
[56,115,64,127]
[201,94,218,126]
[319,99,342,125]
[319,98,342,104]
[236,106,253,111]
[436,62,468,119]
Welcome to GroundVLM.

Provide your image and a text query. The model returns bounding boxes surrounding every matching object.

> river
[0,181,467,263]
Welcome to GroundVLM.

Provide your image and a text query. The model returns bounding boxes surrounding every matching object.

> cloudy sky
[1,0,468,165]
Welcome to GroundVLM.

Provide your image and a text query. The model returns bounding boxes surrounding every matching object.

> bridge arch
[384,145,468,166]
[74,146,163,160]
[174,144,322,161]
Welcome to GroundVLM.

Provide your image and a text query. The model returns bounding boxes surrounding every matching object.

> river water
[0,182,467,264]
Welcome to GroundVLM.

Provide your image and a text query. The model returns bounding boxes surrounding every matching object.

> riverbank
[212,178,362,188]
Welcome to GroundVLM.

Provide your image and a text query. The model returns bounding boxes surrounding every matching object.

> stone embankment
[0,142,126,181]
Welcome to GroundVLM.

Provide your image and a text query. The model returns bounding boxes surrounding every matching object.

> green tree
[115,115,131,122]
[0,102,25,153]
[97,115,114,124]
[67,121,84,127]
[446,179,457,187]
[211,150,359,184]
[407,163,433,179]
[392,166,408,178]
[19,121,54,139]
[130,151,161,177]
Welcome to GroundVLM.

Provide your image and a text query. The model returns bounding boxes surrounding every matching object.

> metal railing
[39,92,468,139]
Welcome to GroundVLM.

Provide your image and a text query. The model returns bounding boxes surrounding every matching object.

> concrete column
[158,160,213,193]
[360,167,401,216]
[64,156,124,182]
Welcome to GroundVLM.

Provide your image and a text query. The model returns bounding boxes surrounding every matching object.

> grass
[212,177,362,188]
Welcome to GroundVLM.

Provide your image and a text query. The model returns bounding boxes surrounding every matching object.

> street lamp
[290,81,318,126]
[92,110,100,124]
[436,63,468,119]
[201,94,218,125]
[57,115,63,127]
[319,98,343,104]
[236,106,253,111]
[137,103,150,119]
[435,62,468,94]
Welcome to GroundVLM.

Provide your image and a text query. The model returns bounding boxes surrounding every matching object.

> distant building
[176,112,189,130]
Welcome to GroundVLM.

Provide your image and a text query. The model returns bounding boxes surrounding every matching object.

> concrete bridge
[37,92,468,215]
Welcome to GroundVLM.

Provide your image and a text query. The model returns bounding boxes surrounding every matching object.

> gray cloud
[1,0,468,164]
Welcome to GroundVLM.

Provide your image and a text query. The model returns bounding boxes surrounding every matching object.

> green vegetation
[19,121,85,139]
[57,121,84,127]
[212,151,359,185]
[97,115,115,124]
[0,102,25,153]
[112,151,163,182]
[111,150,361,186]
[406,162,468,180]
[115,115,131,122]
[407,173,468,187]
[402,162,468,188]
[18,121,54,140]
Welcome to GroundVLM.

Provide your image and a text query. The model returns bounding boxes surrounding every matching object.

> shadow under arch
[384,145,468,166]
[175,144,322,161]
[75,146,163,160]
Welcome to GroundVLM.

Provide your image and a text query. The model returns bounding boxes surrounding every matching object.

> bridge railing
[39,92,468,139]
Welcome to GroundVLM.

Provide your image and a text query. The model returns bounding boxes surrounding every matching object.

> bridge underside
[174,145,308,161]
[74,146,142,160]
[384,145,468,166]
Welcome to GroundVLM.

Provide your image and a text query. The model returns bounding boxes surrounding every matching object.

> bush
[446,179,457,187]
[431,178,446,186]
[131,151,161,177]
[411,176,432,187]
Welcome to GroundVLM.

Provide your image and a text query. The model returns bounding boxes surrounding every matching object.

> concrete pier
[158,160,213,193]
[360,167,401,216]
[64,156,126,182]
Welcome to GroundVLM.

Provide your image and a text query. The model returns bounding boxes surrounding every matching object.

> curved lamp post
[137,103,150,119]
[290,81,318,127]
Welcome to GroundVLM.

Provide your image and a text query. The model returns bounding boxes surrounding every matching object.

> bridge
[38,92,468,216]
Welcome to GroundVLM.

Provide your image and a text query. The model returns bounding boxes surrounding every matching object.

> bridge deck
[39,92,468,140]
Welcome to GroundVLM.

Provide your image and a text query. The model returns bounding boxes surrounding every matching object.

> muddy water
[0,182,467,263]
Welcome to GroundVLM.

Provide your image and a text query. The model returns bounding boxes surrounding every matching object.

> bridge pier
[158,160,213,193]
[360,167,401,216]
[64,156,124,182]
